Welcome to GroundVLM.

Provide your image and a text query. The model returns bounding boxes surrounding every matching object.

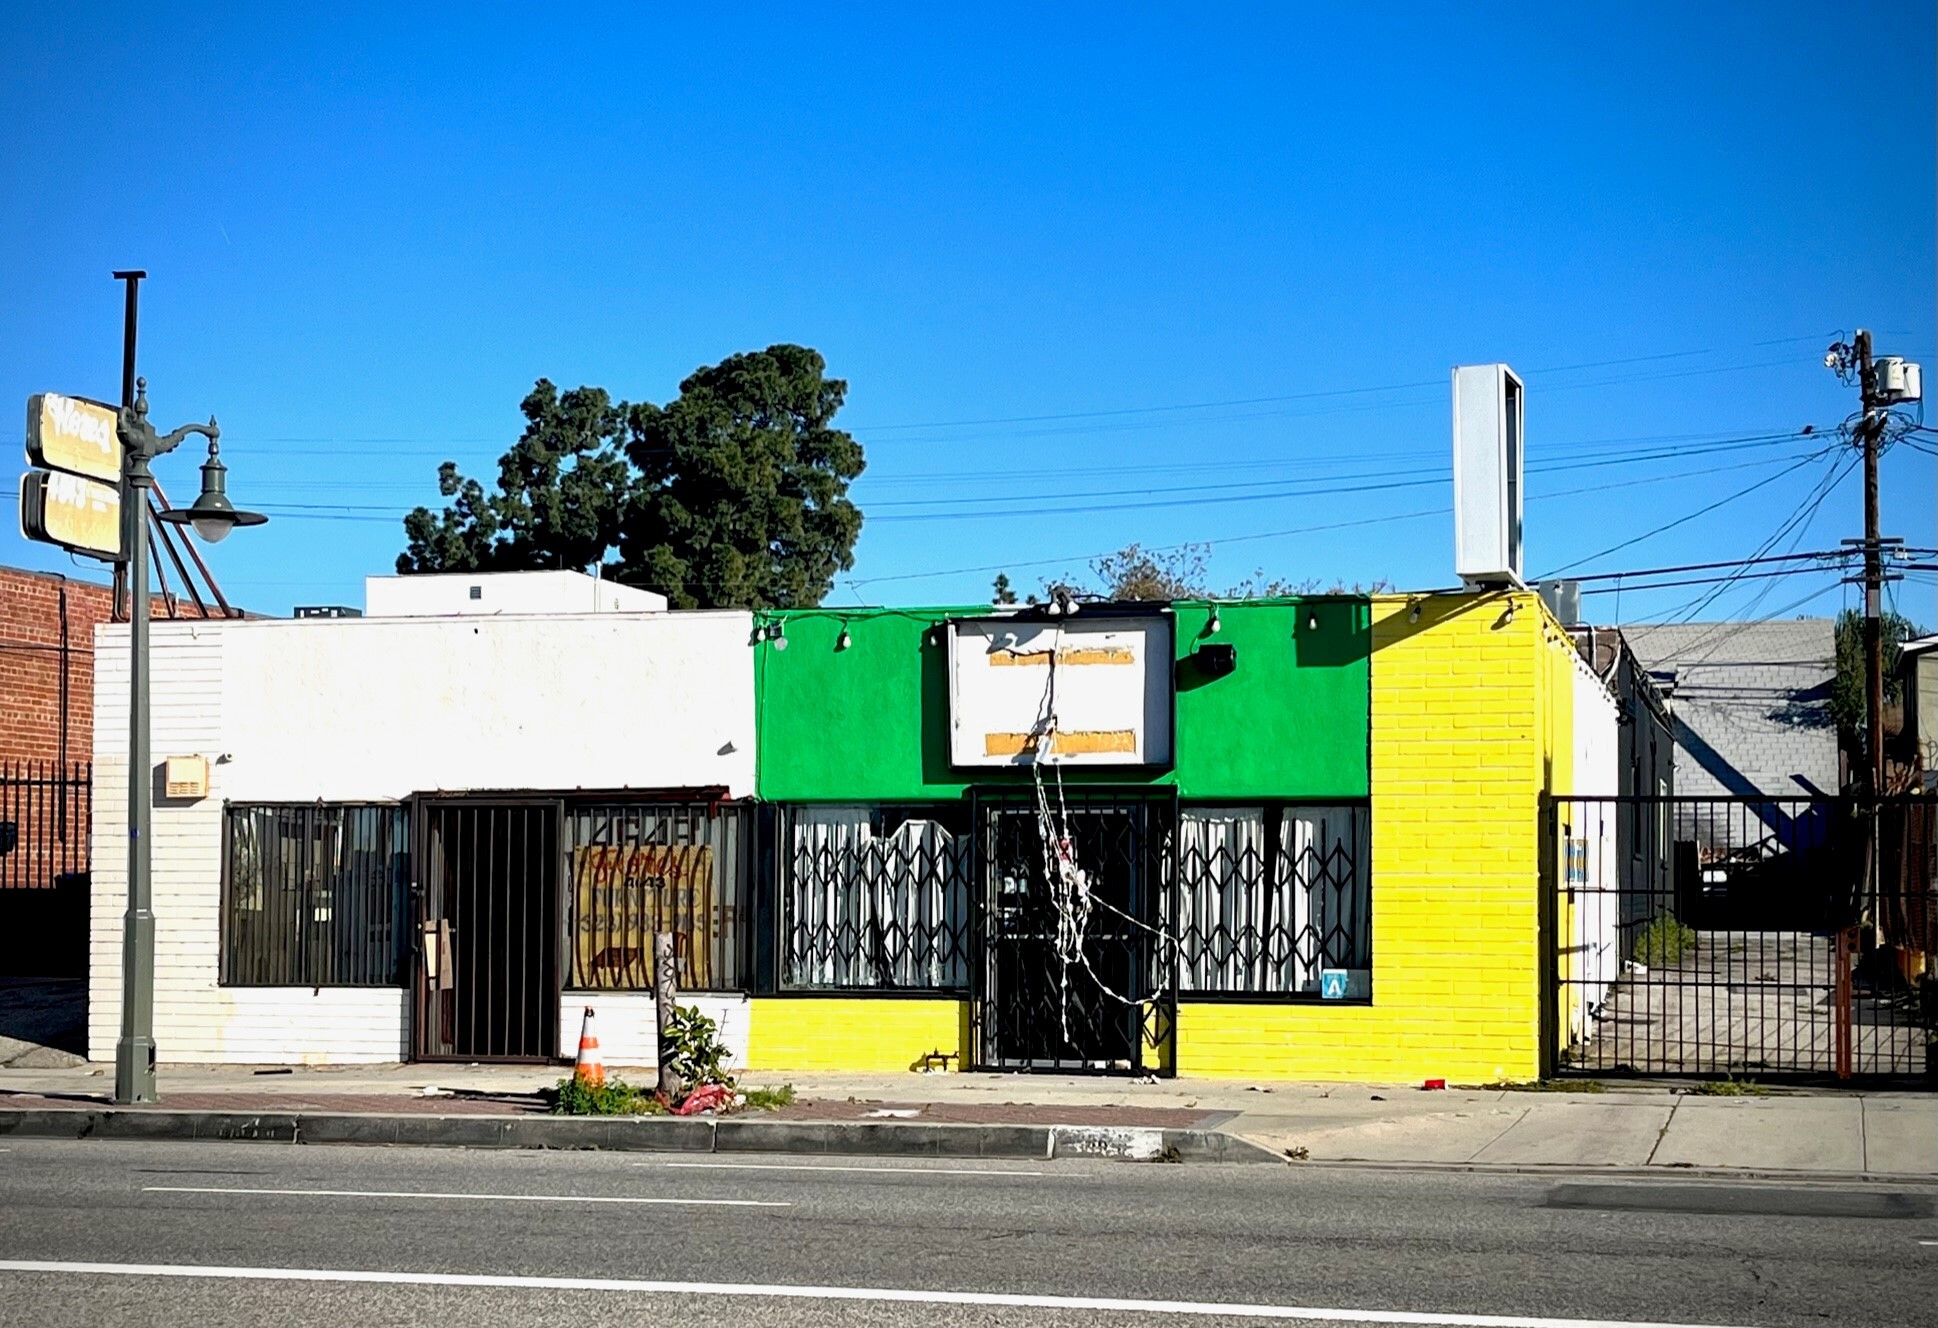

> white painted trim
[646,1162,1047,1177]
[139,1186,785,1209]
[0,1261,1757,1327]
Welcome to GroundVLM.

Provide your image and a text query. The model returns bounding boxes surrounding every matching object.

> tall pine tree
[398,346,864,608]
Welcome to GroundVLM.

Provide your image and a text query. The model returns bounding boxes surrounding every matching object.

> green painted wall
[754,600,1369,802]
[1171,598,1370,798]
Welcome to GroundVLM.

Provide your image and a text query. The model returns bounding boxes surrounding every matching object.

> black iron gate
[1547,795,1936,1084]
[413,800,561,1062]
[973,788,1176,1073]
[0,761,91,978]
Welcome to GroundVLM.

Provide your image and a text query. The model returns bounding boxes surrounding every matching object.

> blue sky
[3,3,1933,624]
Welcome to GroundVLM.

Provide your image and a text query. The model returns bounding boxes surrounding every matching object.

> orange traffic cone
[573,1006,605,1088]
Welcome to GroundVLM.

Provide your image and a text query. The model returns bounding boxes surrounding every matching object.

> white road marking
[0,1259,1759,1327]
[140,1186,786,1208]
[645,1161,1046,1177]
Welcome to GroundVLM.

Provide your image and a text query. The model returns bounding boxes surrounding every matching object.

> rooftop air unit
[1452,363,1525,588]
[1537,579,1581,628]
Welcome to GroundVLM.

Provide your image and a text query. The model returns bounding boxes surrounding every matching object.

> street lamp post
[112,376,265,1105]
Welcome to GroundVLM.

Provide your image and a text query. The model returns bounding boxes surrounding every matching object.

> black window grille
[222,804,409,986]
[1171,803,1370,997]
[780,804,972,991]
[564,801,751,992]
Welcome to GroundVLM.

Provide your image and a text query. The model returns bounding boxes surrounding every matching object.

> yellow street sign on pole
[27,392,122,483]
[20,467,123,559]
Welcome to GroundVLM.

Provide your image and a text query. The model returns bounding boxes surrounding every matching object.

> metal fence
[1548,795,1936,1083]
[564,800,753,992]
[1171,803,1370,997]
[0,760,91,891]
[778,804,972,991]
[221,803,410,986]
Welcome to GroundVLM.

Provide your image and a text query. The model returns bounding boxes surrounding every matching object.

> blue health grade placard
[1319,970,1348,1000]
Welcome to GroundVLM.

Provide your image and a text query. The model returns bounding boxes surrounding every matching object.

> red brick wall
[0,564,199,769]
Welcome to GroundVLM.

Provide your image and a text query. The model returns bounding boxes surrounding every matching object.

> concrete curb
[1265,1156,1938,1186]
[0,1109,1283,1164]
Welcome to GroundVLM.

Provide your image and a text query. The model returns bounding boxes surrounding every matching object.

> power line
[1532,450,1833,579]
[863,430,1814,512]
[1578,564,1851,596]
[853,337,1843,434]
[845,452,1826,589]
[1652,452,1858,627]
[1566,548,1859,583]
[4,338,1842,455]
[864,444,1818,526]
[8,433,1817,528]
[1616,579,1846,638]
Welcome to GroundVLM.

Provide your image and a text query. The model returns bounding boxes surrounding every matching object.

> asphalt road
[1,1139,1934,1327]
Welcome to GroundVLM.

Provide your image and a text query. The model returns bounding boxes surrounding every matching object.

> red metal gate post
[1833,925,1857,1081]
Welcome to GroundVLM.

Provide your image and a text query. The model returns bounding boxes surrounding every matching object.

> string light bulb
[835,625,852,651]
[1206,604,1221,635]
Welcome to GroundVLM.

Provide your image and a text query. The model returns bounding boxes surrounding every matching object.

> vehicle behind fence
[1548,795,1937,1084]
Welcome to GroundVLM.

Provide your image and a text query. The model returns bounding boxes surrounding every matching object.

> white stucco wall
[560,993,751,1068]
[1566,655,1621,1040]
[364,569,667,618]
[88,610,755,1064]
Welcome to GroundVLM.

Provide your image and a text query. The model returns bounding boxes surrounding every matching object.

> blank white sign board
[946,616,1173,768]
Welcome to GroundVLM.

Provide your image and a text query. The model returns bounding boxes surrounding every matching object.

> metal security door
[413,800,561,1062]
[976,791,1174,1072]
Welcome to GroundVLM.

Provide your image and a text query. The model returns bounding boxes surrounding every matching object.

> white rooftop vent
[1453,362,1525,588]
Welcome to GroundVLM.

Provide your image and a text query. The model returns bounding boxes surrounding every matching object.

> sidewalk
[1,1062,1932,1177]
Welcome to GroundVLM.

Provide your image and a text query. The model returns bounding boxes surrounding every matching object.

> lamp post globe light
[113,376,266,1105]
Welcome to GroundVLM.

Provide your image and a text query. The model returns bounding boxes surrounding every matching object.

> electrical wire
[847,451,1828,589]
[1566,549,1857,583]
[864,430,1813,513]
[1650,453,1858,628]
[1577,563,1852,596]
[1531,449,1832,579]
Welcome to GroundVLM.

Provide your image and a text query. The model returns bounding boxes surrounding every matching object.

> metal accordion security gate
[971,788,1178,1073]
[1546,795,1937,1085]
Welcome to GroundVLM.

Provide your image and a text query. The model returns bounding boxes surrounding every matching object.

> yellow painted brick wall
[743,998,970,1072]
[1178,590,1563,1083]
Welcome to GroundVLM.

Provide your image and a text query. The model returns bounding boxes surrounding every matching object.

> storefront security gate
[972,789,1177,1073]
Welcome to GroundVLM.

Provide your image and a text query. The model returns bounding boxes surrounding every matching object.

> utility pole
[1826,331,1923,971]
[1855,330,1885,805]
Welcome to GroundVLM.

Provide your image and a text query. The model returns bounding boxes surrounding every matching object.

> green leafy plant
[1633,914,1697,967]
[551,1074,666,1116]
[1690,1077,1768,1097]
[662,1004,735,1091]
[741,1084,797,1111]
